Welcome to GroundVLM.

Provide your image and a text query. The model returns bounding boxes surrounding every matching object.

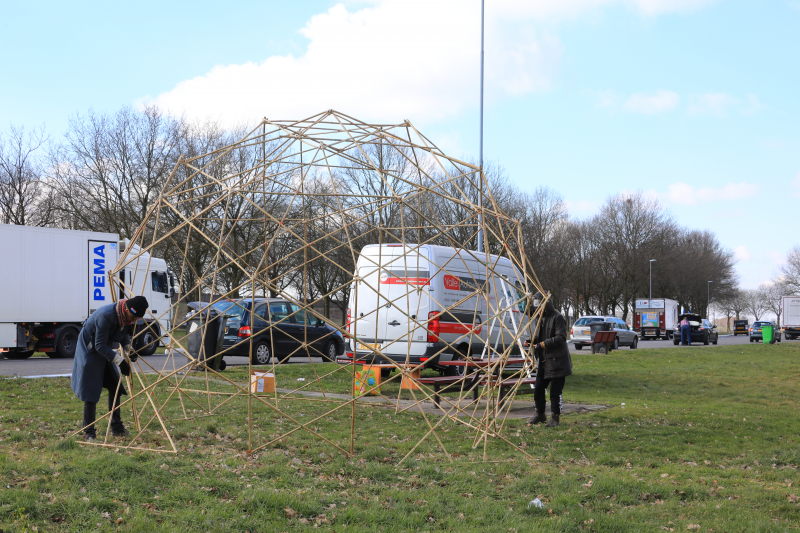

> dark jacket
[71,303,131,403]
[533,302,572,379]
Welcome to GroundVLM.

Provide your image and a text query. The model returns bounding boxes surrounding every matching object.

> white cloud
[622,90,680,114]
[664,181,760,206]
[734,245,751,262]
[149,0,719,127]
[564,198,602,216]
[688,92,740,116]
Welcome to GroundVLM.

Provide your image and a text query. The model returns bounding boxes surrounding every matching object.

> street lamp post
[707,281,713,318]
[649,259,656,300]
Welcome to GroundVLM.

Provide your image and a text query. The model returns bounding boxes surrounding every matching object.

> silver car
[571,316,639,350]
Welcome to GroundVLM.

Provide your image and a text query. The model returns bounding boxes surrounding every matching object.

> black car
[672,314,719,345]
[221,299,344,364]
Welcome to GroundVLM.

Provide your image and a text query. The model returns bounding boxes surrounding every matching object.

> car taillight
[43,333,55,339]
[346,308,351,338]
[238,326,251,338]
[345,351,353,358]
[427,311,440,343]
[749,328,753,332]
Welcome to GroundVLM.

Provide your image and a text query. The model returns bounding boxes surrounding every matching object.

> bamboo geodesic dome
[81,110,550,461]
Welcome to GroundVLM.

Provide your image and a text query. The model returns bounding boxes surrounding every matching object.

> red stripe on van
[439,321,482,335]
[380,277,430,285]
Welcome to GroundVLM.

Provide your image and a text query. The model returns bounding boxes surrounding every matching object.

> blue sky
[2,0,797,289]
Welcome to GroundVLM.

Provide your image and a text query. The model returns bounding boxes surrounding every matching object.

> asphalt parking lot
[2,332,792,378]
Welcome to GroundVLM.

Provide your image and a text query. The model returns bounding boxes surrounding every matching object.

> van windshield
[574,317,604,326]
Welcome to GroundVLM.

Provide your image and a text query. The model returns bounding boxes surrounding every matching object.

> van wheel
[51,326,79,358]
[445,345,469,376]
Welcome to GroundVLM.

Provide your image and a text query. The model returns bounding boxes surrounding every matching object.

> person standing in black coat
[526,292,572,428]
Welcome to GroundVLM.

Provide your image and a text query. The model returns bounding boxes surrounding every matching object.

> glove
[123,344,138,363]
[119,360,131,376]
[113,353,124,365]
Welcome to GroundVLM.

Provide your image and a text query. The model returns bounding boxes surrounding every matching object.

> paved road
[0,353,325,378]
[1,333,792,377]
[567,332,759,352]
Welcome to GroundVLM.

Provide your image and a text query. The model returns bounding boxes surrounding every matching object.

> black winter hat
[127,296,149,317]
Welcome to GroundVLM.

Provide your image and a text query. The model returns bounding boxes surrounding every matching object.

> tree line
[1,105,742,322]
[713,247,800,327]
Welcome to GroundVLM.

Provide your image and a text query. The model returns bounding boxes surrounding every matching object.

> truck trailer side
[0,224,173,359]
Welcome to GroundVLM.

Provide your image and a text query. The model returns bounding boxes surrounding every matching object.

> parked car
[571,316,639,350]
[733,319,748,336]
[219,299,345,364]
[749,321,782,343]
[672,314,718,345]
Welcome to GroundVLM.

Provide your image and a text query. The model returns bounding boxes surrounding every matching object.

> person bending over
[71,296,148,441]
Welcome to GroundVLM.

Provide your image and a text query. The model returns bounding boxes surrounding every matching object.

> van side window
[515,281,527,314]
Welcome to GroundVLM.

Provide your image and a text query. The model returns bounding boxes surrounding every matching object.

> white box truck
[344,244,532,371]
[634,298,679,340]
[783,296,800,340]
[0,224,174,360]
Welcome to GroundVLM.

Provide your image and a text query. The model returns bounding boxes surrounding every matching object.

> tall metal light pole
[649,259,656,300]
[476,0,485,255]
[707,280,713,318]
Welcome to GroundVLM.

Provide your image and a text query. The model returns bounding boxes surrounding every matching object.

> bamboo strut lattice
[81,110,549,462]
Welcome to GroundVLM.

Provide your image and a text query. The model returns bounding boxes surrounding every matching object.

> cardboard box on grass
[250,370,275,394]
[354,366,380,396]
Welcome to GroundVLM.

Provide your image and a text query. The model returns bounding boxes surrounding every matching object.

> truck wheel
[134,323,159,356]
[5,349,34,359]
[51,326,80,358]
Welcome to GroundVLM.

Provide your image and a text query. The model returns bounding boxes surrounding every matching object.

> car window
[575,317,603,326]
[254,305,269,323]
[290,304,310,325]
[270,303,290,321]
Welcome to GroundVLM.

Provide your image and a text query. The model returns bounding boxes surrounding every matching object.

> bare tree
[0,126,57,226]
[744,288,767,321]
[781,246,800,293]
[51,106,183,237]
[760,282,784,326]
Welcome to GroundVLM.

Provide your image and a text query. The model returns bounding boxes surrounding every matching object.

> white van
[344,244,532,370]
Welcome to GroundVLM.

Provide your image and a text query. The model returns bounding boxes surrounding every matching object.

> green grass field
[2,342,800,532]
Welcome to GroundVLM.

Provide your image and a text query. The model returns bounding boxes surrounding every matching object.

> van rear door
[352,247,429,356]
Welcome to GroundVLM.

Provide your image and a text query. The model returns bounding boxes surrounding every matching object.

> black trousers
[83,361,126,436]
[534,361,565,415]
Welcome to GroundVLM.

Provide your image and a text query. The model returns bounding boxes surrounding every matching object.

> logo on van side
[93,245,106,301]
[443,275,460,291]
